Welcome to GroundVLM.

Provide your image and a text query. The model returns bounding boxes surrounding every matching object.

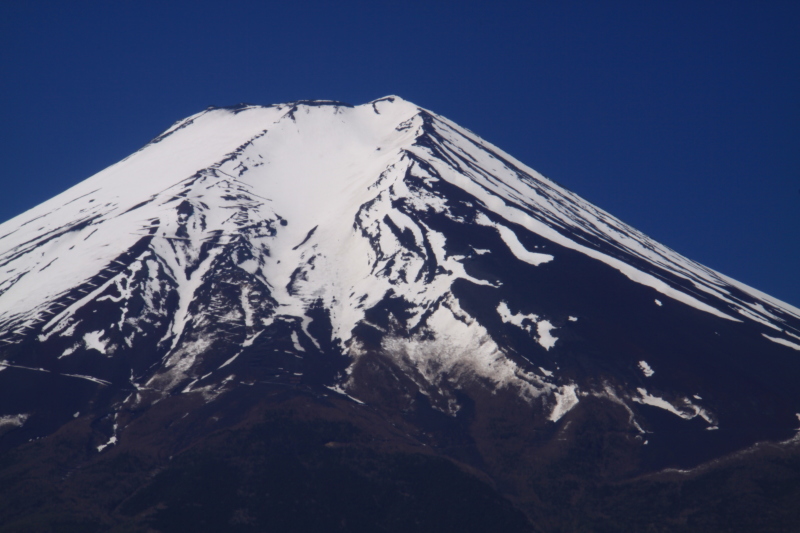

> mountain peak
[1,97,799,530]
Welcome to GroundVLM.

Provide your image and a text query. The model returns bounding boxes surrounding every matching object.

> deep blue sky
[1,1,798,306]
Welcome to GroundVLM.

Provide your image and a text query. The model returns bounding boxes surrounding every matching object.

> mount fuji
[1,96,799,531]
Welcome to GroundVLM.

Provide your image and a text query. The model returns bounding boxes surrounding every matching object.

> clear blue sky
[1,1,798,306]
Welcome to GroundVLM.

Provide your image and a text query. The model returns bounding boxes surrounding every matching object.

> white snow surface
[497,302,558,351]
[83,330,108,354]
[763,334,800,352]
[1,97,794,341]
[0,95,796,410]
[497,302,538,332]
[633,388,716,426]
[536,320,558,351]
[638,361,655,377]
[548,384,580,422]
[0,413,29,430]
[476,214,553,266]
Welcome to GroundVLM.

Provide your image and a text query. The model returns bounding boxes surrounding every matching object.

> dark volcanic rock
[1,96,799,531]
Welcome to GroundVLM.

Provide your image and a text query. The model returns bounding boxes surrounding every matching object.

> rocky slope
[1,96,799,531]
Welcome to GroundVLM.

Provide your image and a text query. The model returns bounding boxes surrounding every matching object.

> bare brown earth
[1,381,799,532]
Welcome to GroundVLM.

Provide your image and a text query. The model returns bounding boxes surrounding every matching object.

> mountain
[1,96,799,532]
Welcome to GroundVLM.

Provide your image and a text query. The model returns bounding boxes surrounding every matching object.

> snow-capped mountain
[1,96,799,531]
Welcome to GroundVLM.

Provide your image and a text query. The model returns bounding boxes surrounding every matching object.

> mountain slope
[1,96,799,531]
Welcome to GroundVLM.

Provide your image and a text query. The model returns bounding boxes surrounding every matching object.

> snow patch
[633,388,688,418]
[496,301,537,332]
[536,320,558,351]
[497,302,558,350]
[476,214,553,266]
[0,413,29,430]
[325,384,365,405]
[218,351,242,370]
[633,388,716,426]
[291,331,305,352]
[762,334,800,351]
[62,373,111,386]
[59,343,79,359]
[96,435,117,452]
[82,330,108,355]
[548,384,580,422]
[97,420,120,452]
[638,360,655,377]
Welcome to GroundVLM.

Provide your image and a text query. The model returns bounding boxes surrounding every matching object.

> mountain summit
[1,96,799,531]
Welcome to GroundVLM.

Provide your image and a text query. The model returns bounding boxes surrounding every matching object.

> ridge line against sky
[1,1,797,306]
